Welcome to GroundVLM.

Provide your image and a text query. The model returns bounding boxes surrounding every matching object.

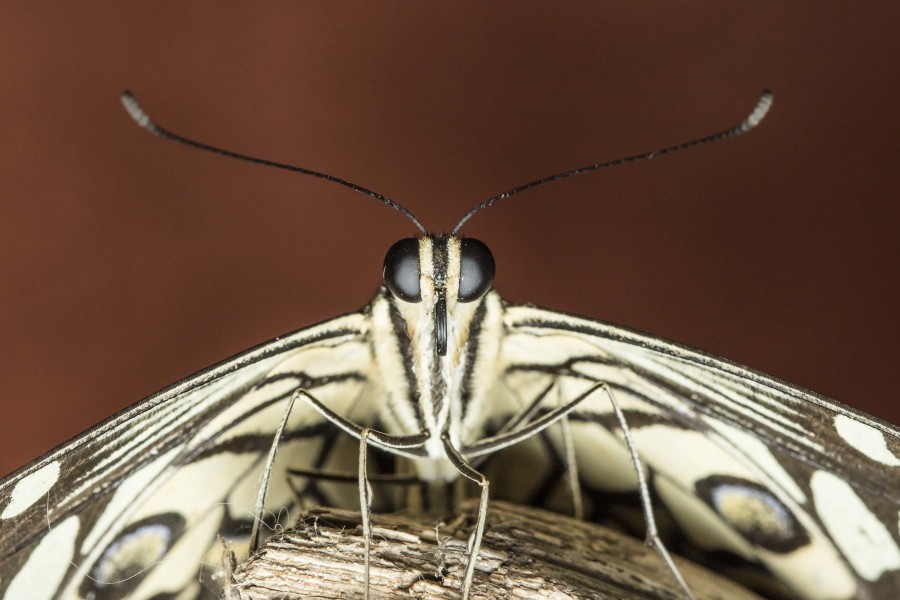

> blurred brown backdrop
[1,3,898,477]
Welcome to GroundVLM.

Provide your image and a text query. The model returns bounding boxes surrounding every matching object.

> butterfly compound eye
[383,238,421,302]
[458,238,495,302]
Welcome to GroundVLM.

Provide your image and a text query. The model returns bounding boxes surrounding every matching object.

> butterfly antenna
[121,91,427,235]
[452,91,773,234]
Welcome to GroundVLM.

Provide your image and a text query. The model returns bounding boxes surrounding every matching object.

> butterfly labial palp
[0,90,898,600]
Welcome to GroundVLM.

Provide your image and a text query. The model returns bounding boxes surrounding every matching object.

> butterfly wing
[498,303,900,600]
[0,310,374,600]
[4,297,897,599]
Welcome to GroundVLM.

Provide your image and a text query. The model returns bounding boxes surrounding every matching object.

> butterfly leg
[442,434,489,600]
[481,380,584,518]
[473,380,694,598]
[359,428,373,599]
[594,382,695,600]
[557,408,584,520]
[292,389,429,452]
[464,380,608,457]
[250,391,298,553]
[293,389,430,597]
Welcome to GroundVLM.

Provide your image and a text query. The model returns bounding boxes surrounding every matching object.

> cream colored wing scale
[498,303,900,600]
[0,311,375,599]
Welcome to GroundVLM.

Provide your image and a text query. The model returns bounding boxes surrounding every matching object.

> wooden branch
[229,500,761,599]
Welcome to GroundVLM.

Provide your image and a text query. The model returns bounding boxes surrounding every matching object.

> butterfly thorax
[370,235,504,481]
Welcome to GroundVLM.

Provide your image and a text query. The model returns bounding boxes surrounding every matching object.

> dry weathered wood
[229,500,760,599]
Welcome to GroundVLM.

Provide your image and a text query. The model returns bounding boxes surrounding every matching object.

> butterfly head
[383,235,495,356]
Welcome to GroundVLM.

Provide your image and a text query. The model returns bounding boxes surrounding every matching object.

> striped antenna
[121,92,428,234]
[452,91,773,234]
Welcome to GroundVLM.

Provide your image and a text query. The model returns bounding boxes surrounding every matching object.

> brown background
[1,3,898,478]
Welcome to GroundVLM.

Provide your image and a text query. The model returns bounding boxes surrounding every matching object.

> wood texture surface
[230,501,761,599]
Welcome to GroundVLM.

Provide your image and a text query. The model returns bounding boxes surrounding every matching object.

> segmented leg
[294,389,430,597]
[442,434,489,600]
[597,382,695,600]
[250,392,297,554]
[359,429,373,599]
[487,379,694,598]
[558,410,584,520]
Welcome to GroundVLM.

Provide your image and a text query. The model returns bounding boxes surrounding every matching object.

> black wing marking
[499,303,900,600]
[0,311,374,599]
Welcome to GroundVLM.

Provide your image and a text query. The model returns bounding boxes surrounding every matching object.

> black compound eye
[383,238,421,302]
[458,238,495,302]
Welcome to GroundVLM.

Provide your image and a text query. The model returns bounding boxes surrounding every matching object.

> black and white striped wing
[0,311,374,600]
[499,304,900,600]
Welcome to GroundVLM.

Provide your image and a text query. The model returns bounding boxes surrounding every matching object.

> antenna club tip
[120,91,159,134]
[742,90,774,131]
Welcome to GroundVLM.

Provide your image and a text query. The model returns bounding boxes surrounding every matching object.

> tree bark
[229,500,760,599]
